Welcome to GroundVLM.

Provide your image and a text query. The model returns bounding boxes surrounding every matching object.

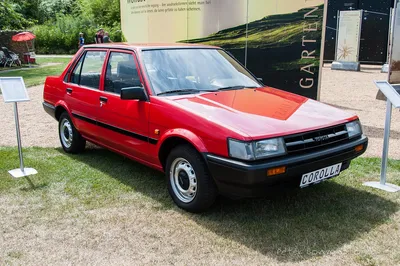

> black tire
[58,112,86,153]
[166,144,218,213]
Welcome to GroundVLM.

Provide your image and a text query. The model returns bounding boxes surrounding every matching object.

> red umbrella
[12,32,36,66]
[12,32,36,42]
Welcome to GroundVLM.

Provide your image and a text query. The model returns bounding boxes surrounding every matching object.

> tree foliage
[33,14,124,54]
[1,0,124,54]
[0,0,34,29]
[1,0,121,30]
[79,0,121,28]
[37,0,80,24]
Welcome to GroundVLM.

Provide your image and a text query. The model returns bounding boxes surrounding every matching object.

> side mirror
[257,77,263,83]
[121,87,147,101]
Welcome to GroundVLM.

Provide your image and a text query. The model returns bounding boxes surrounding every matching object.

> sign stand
[364,81,400,193]
[0,77,37,188]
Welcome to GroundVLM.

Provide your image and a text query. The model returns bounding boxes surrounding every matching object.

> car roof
[83,42,219,51]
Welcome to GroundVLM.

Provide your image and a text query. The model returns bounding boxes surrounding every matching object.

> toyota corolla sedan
[43,43,368,212]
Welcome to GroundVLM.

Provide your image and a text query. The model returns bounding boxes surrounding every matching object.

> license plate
[300,163,342,188]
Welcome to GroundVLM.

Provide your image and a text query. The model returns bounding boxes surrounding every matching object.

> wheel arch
[54,102,70,121]
[158,129,207,171]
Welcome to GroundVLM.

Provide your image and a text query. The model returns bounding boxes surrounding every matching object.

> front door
[96,50,151,161]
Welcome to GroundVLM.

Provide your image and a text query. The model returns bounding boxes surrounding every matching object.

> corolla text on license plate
[300,163,342,188]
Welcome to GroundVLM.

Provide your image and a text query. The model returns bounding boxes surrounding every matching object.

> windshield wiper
[217,86,259,91]
[157,89,201,96]
[157,86,259,95]
[157,88,216,96]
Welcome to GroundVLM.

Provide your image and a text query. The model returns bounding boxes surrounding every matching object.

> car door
[64,50,107,140]
[96,50,152,161]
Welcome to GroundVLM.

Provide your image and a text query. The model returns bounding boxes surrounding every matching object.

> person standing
[78,32,85,48]
[95,29,104,43]
[103,32,113,43]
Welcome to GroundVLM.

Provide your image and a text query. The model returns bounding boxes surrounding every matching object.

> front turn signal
[267,166,286,176]
[355,145,364,153]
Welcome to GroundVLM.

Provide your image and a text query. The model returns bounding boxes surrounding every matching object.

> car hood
[170,87,357,139]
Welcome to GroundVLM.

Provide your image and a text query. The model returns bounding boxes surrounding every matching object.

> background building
[324,0,394,64]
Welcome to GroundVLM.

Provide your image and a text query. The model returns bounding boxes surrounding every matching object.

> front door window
[104,52,142,95]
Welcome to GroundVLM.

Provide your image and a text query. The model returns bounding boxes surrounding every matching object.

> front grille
[284,124,350,155]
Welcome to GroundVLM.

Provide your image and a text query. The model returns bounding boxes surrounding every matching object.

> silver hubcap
[170,158,197,203]
[60,118,73,149]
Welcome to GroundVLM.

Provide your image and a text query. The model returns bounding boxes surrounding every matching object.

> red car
[43,43,368,212]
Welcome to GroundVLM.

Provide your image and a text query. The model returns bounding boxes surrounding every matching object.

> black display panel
[359,11,390,63]
[359,0,391,13]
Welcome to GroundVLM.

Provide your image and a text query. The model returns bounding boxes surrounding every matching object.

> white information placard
[0,77,30,103]
[335,10,362,62]
[0,76,37,184]
[375,81,400,107]
[365,80,400,193]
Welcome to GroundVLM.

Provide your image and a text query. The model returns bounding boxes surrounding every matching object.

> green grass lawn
[0,57,71,88]
[1,146,400,265]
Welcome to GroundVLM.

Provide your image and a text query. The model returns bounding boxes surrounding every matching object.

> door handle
[99,96,108,107]
[66,88,72,94]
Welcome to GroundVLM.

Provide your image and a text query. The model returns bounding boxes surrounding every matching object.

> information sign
[335,10,363,62]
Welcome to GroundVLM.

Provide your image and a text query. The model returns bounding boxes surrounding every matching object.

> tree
[0,0,33,29]
[79,0,121,27]
[9,0,80,25]
[12,0,40,24]
[38,0,80,24]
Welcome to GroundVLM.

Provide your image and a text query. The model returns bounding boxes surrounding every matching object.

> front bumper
[205,135,368,198]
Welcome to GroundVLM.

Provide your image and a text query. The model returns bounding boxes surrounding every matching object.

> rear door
[96,50,152,161]
[64,50,107,140]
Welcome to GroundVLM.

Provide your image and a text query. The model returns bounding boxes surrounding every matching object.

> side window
[104,52,142,94]
[70,54,84,84]
[79,51,107,89]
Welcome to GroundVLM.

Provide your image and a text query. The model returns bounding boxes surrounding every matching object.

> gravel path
[0,65,399,158]
[0,85,58,148]
[320,65,399,159]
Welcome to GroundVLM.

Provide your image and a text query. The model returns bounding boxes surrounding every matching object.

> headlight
[254,138,286,159]
[346,120,362,138]
[228,138,286,160]
[228,139,254,160]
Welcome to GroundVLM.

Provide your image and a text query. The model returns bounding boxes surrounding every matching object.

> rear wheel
[59,112,86,153]
[166,145,217,213]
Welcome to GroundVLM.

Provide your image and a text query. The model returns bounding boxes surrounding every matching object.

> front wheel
[59,112,86,153]
[166,145,217,213]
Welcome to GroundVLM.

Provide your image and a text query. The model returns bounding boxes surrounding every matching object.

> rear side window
[70,55,84,84]
[70,51,107,89]
[104,52,142,95]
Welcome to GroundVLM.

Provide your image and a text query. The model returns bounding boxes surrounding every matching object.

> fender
[54,100,71,119]
[157,128,208,153]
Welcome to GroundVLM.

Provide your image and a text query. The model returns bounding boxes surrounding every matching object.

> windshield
[141,48,261,95]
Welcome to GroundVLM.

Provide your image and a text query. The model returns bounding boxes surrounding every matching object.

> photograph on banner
[390,0,400,84]
[186,0,247,67]
[335,10,362,62]
[242,0,324,99]
[120,0,326,100]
